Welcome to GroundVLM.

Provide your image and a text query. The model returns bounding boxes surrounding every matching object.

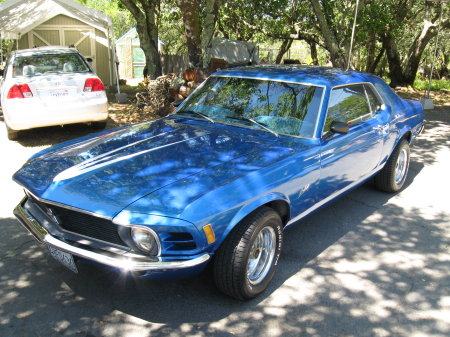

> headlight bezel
[117,224,161,257]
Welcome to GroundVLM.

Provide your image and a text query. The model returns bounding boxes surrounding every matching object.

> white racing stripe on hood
[53,135,202,182]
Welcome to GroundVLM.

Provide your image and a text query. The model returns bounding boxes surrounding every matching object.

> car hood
[13,117,297,218]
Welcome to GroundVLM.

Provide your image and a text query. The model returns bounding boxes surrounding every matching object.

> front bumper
[13,197,210,272]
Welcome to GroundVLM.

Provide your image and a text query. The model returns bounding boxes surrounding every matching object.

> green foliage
[74,0,135,39]
[413,78,450,91]
[159,1,186,54]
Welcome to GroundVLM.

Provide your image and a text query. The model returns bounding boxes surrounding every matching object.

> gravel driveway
[0,107,449,337]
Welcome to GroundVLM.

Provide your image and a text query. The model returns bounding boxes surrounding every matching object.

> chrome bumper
[13,198,210,272]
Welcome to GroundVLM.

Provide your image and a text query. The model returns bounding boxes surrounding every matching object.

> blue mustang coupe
[13,66,424,299]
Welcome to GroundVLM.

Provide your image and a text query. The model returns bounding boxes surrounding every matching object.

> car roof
[12,46,80,56]
[213,65,382,88]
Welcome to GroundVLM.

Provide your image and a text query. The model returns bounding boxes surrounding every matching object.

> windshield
[177,76,324,138]
[12,52,90,78]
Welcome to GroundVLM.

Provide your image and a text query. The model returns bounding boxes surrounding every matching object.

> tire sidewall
[241,212,283,298]
[391,140,410,190]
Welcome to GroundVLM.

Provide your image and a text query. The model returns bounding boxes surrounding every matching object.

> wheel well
[266,200,290,226]
[401,131,412,144]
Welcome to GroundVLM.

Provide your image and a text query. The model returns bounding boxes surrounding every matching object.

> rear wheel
[213,207,283,300]
[374,139,410,192]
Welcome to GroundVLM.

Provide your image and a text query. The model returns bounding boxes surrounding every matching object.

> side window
[364,84,382,113]
[324,84,372,133]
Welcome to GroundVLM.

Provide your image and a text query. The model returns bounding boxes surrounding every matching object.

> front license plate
[48,246,78,273]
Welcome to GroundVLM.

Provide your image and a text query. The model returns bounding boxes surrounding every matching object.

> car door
[317,83,385,201]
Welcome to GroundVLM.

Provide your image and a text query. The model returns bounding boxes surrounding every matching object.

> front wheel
[374,139,410,192]
[213,207,283,300]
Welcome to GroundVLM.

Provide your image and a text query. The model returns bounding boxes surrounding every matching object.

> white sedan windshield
[13,52,90,77]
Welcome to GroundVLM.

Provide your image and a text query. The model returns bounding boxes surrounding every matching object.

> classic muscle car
[13,66,424,300]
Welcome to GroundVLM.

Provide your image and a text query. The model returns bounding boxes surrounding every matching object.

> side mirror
[330,121,349,134]
[376,103,386,112]
[86,57,93,63]
[172,98,185,107]
[0,69,4,77]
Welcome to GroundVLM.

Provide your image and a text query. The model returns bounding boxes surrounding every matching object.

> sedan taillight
[7,84,33,99]
[84,78,105,92]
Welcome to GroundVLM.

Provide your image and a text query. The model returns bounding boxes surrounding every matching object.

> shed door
[29,28,97,71]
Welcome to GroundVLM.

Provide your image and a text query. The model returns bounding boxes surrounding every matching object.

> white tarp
[0,0,112,37]
[209,38,259,65]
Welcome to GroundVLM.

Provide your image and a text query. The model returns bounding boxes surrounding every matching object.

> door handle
[373,124,388,134]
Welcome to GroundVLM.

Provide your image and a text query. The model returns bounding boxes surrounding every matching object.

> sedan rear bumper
[4,96,108,131]
[13,198,210,272]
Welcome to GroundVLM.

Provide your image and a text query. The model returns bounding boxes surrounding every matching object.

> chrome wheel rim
[247,226,276,285]
[395,148,408,184]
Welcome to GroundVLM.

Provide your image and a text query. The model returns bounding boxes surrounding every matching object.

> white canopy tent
[0,0,117,87]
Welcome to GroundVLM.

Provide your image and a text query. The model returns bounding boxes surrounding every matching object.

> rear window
[12,52,90,77]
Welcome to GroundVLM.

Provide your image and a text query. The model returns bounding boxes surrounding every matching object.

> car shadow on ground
[0,109,448,336]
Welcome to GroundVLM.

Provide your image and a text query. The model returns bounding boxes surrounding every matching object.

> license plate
[38,89,72,99]
[48,246,78,273]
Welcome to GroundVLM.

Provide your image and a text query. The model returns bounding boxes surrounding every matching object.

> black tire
[374,139,410,192]
[213,207,283,300]
[92,121,107,129]
[6,125,19,140]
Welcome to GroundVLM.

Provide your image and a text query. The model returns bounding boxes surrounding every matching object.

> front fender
[215,192,290,247]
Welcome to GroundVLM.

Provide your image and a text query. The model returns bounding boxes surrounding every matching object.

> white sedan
[0,46,108,140]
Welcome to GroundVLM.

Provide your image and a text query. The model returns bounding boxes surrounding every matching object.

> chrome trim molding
[14,198,210,272]
[22,189,112,220]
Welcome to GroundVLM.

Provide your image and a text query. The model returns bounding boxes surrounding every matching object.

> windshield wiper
[177,110,215,123]
[226,116,278,137]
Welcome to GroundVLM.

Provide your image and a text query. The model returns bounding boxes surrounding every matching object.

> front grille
[43,203,126,247]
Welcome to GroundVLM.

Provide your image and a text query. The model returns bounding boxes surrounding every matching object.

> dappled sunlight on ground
[396,87,450,107]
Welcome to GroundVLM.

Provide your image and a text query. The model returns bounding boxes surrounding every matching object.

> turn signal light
[203,224,216,245]
[7,84,33,99]
[84,78,105,92]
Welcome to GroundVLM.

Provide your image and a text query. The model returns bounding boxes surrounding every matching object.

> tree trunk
[275,39,293,64]
[381,32,406,87]
[308,41,319,65]
[365,31,376,73]
[366,46,385,74]
[402,20,439,85]
[382,18,445,87]
[177,0,202,68]
[309,0,346,68]
[201,0,220,69]
[439,52,449,79]
[120,0,162,79]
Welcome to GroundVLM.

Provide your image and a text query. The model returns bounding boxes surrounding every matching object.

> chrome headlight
[131,227,158,254]
[117,225,160,256]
